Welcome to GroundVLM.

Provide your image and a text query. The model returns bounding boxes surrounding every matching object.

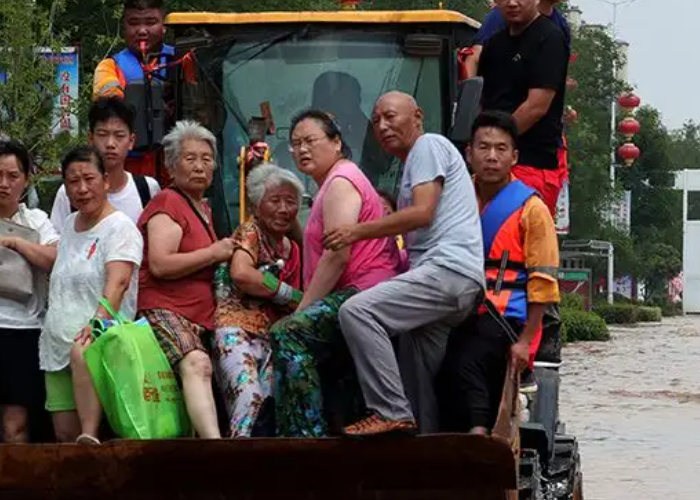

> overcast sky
[571,0,693,130]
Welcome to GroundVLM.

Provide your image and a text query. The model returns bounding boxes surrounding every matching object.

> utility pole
[591,0,641,304]
[592,0,640,190]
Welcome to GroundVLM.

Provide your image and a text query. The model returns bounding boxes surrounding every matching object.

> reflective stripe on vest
[480,180,537,323]
[111,44,175,84]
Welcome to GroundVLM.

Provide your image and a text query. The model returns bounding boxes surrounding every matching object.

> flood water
[560,316,700,500]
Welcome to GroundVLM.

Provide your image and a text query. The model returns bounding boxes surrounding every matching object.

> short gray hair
[163,120,217,172]
[246,162,305,209]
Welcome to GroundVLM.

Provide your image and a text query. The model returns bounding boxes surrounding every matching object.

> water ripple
[560,316,700,500]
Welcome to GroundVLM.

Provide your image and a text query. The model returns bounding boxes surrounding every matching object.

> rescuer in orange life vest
[440,111,560,435]
[92,0,174,181]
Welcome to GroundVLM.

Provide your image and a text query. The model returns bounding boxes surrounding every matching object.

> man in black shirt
[478,0,570,378]
[478,0,569,215]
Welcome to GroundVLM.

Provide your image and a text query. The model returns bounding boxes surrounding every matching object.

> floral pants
[211,327,272,438]
[269,288,362,437]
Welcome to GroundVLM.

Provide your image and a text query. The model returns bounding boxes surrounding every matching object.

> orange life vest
[480,180,537,323]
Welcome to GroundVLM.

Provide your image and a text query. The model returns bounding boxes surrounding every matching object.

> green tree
[618,105,682,255]
[669,120,700,219]
[636,242,682,302]
[0,0,78,167]
[565,25,625,240]
[669,120,700,170]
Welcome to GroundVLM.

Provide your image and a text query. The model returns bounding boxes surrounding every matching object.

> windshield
[184,29,445,229]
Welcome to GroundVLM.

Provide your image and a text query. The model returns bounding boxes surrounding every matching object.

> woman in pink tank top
[270,110,400,437]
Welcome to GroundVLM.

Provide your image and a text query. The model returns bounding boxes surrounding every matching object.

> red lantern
[618,92,641,114]
[617,142,640,166]
[617,117,641,140]
[569,52,579,64]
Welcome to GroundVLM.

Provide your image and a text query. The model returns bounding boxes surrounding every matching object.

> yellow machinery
[0,10,586,500]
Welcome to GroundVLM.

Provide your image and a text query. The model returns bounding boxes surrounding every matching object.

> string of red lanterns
[616,92,641,167]
[563,51,640,167]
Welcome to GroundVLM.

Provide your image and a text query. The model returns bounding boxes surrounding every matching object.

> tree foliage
[636,243,682,302]
[0,0,79,167]
[669,120,700,170]
[558,14,697,301]
[565,25,625,240]
[619,105,682,255]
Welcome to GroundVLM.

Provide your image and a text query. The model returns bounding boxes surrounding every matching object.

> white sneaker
[76,434,101,445]
[520,370,538,394]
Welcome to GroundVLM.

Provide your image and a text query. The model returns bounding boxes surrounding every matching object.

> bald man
[324,92,484,436]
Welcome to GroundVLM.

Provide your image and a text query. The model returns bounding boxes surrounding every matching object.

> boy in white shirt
[51,97,160,233]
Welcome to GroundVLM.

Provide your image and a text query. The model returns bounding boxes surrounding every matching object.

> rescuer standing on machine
[93,0,174,181]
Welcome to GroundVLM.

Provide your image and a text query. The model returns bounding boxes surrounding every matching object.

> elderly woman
[40,146,143,444]
[0,140,59,443]
[270,110,401,437]
[137,120,234,439]
[213,163,304,438]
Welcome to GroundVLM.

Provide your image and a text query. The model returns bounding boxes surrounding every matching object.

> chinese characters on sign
[610,190,632,235]
[39,48,79,137]
[555,180,570,235]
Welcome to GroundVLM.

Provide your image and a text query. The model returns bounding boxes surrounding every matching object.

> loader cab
[166,11,480,236]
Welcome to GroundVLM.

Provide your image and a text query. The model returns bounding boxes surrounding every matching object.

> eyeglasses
[288,136,326,153]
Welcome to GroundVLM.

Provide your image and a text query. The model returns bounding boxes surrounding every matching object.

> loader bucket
[0,433,516,500]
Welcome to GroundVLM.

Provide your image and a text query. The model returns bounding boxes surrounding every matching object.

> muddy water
[559,316,700,500]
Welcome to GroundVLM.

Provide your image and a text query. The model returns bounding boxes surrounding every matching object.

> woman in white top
[40,146,143,444]
[0,140,59,443]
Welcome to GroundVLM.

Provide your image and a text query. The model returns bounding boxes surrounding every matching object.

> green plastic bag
[84,299,192,439]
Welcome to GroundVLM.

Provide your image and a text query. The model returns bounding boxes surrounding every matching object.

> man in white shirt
[51,97,160,233]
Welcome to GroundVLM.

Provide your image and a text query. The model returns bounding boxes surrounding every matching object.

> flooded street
[560,316,700,500]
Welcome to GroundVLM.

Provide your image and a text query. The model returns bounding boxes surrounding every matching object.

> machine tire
[519,449,545,500]
[572,471,584,500]
[548,435,583,500]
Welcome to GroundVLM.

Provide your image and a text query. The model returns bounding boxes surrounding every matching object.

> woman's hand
[74,326,93,347]
[209,238,235,263]
[0,236,56,272]
[0,237,21,251]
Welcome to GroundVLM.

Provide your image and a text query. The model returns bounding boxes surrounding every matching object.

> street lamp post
[592,0,641,189]
[590,0,642,304]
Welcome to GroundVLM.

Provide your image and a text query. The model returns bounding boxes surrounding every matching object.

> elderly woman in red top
[137,120,234,439]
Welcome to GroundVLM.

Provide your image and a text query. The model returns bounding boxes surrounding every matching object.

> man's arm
[510,197,560,371]
[468,7,506,78]
[324,136,449,250]
[355,180,442,240]
[323,180,442,250]
[464,45,483,80]
[93,59,124,100]
[522,198,560,304]
[513,29,568,135]
[512,88,557,135]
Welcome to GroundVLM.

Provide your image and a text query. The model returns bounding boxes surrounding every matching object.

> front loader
[0,8,581,500]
